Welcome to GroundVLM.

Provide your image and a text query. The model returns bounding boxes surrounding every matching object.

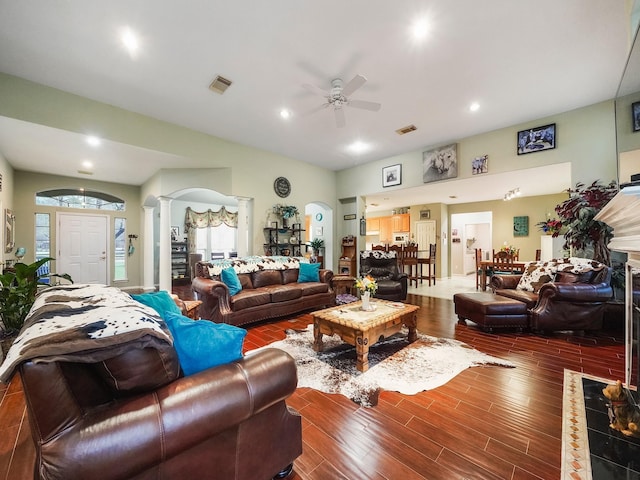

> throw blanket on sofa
[0,284,172,383]
[205,255,307,276]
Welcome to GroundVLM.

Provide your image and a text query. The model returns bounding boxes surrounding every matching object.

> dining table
[478,260,529,291]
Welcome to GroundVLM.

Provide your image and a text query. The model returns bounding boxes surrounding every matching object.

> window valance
[184,206,238,231]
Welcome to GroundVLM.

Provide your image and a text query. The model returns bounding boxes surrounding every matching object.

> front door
[57,213,108,284]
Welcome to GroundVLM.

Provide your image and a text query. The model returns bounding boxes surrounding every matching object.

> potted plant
[0,257,73,337]
[553,180,618,265]
[309,238,325,255]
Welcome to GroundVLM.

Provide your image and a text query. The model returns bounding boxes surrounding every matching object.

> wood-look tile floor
[0,292,626,479]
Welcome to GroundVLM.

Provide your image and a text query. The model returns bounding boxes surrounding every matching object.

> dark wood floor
[0,292,626,479]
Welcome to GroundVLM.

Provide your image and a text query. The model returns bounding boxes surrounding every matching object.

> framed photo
[517,123,556,155]
[472,154,488,175]
[419,209,430,220]
[382,164,402,187]
[632,101,640,132]
[170,226,180,241]
[315,226,323,236]
[343,214,356,220]
[423,144,458,183]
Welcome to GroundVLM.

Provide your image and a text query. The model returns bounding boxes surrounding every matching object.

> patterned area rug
[562,369,640,479]
[252,325,514,407]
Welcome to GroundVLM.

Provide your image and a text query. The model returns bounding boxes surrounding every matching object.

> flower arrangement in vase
[354,275,378,311]
[536,218,562,236]
[499,244,517,256]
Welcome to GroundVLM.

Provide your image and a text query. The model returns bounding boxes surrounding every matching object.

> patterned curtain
[184,206,238,253]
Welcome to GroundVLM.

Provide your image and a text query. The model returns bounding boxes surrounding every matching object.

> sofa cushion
[299,282,329,296]
[516,263,556,293]
[299,263,321,282]
[164,312,246,376]
[221,267,243,296]
[252,270,283,288]
[230,289,271,311]
[282,268,299,284]
[95,346,181,393]
[130,290,182,319]
[494,288,538,309]
[266,285,303,302]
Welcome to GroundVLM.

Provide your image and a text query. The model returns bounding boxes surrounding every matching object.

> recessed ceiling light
[121,28,139,56]
[86,136,101,147]
[280,109,291,119]
[348,140,369,154]
[82,160,93,169]
[411,19,429,40]
[469,102,480,112]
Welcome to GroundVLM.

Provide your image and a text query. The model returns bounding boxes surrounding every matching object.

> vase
[361,291,371,311]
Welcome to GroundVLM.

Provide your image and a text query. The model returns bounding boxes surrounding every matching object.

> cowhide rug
[251,325,514,407]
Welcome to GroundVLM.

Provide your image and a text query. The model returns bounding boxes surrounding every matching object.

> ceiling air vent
[77,170,94,176]
[395,124,417,135]
[209,75,233,94]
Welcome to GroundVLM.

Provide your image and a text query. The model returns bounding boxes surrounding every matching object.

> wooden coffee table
[312,300,419,372]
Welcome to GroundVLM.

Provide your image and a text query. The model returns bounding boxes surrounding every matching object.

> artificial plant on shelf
[553,180,618,265]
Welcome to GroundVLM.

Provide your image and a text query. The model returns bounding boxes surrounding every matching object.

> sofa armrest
[536,281,613,303]
[36,349,297,479]
[490,274,522,290]
[192,276,231,321]
[319,269,334,286]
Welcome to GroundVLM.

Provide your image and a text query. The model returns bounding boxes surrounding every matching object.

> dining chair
[387,244,404,270]
[475,248,483,290]
[403,244,419,287]
[535,249,541,261]
[371,244,388,251]
[492,250,516,274]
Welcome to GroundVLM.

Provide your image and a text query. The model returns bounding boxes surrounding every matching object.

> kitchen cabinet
[366,217,380,233]
[379,217,393,243]
[392,213,410,232]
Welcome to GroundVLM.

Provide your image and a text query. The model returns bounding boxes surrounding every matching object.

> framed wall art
[170,226,180,241]
[5,209,15,253]
[472,155,488,175]
[419,209,431,220]
[382,164,402,187]
[513,216,529,237]
[517,123,556,155]
[632,101,640,132]
[423,143,458,183]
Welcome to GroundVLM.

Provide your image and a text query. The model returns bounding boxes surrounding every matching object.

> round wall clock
[274,177,291,198]
[315,213,323,221]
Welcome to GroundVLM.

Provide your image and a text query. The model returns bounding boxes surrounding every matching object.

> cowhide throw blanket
[0,284,172,383]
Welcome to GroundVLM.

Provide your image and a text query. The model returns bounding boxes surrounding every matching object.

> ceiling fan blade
[334,107,346,128]
[302,83,329,98]
[341,74,367,97]
[300,103,330,117]
[348,99,381,112]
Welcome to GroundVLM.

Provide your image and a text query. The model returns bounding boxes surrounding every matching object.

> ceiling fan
[303,74,381,127]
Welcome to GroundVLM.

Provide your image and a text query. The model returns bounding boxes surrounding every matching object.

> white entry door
[57,213,108,284]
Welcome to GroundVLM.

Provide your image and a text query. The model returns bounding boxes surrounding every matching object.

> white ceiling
[0,0,631,208]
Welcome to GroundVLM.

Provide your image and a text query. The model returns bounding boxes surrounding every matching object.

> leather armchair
[20,346,302,480]
[359,250,408,301]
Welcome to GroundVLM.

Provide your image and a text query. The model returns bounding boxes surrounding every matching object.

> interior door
[415,221,436,257]
[57,213,108,284]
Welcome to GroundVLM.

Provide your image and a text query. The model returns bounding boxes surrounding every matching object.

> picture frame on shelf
[632,101,640,132]
[517,123,556,155]
[382,164,402,187]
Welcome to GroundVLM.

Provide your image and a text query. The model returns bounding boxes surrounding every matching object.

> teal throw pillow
[164,312,247,376]
[220,267,242,295]
[131,290,182,319]
[298,262,320,283]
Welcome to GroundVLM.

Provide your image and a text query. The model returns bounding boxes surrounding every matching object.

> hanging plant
[554,180,618,265]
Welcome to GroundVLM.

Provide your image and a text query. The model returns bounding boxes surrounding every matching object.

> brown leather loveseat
[192,256,334,326]
[490,258,613,332]
[2,284,302,480]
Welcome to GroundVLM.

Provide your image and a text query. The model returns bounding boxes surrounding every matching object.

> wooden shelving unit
[263,222,305,256]
[338,235,357,275]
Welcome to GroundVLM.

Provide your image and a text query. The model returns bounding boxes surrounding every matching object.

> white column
[158,196,173,292]
[235,197,252,257]
[142,205,155,291]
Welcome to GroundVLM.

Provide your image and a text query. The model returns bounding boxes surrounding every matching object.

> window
[195,224,237,260]
[114,218,126,281]
[36,189,125,211]
[35,213,50,283]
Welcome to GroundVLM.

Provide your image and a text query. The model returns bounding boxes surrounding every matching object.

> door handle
[100,256,106,260]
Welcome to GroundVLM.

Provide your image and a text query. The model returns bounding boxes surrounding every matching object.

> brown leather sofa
[490,260,613,332]
[192,256,334,326]
[11,285,302,480]
[359,250,408,301]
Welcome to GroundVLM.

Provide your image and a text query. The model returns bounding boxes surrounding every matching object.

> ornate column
[142,205,155,291]
[158,196,173,292]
